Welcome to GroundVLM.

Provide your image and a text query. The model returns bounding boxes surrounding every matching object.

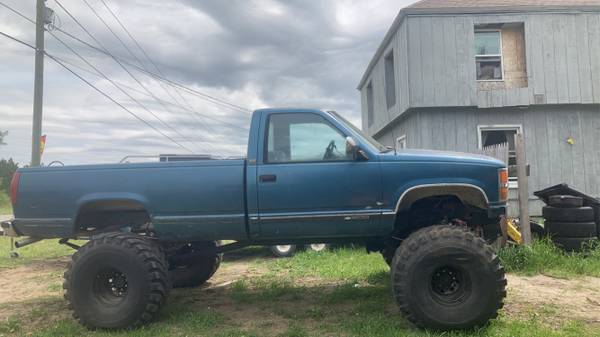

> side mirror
[346,136,368,161]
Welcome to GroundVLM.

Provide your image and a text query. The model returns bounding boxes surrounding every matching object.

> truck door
[255,112,383,238]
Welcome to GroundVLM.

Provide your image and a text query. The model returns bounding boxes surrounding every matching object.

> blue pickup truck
[3,108,508,331]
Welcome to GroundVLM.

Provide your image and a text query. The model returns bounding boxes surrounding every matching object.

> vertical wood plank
[542,15,559,104]
[588,14,600,102]
[565,15,582,103]
[408,17,423,107]
[443,17,459,106]
[576,14,594,103]
[553,15,570,104]
[516,133,531,245]
[420,17,435,106]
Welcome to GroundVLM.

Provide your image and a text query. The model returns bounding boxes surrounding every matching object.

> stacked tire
[543,195,599,252]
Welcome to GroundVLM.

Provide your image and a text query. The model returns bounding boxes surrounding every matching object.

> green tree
[0,130,6,145]
[0,159,19,194]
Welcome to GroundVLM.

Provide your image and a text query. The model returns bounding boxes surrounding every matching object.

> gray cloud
[0,0,415,165]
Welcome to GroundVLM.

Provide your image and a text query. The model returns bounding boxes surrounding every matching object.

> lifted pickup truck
[3,108,508,331]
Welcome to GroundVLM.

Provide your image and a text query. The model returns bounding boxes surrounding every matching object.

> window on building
[384,50,396,109]
[475,30,503,81]
[266,113,352,163]
[479,126,520,185]
[396,135,406,150]
[366,82,374,127]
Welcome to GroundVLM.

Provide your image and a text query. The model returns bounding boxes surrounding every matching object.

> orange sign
[40,135,46,156]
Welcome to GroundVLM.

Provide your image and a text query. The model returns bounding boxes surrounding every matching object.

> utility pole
[31,0,46,167]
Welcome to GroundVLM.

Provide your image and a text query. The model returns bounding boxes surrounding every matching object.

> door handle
[259,174,277,183]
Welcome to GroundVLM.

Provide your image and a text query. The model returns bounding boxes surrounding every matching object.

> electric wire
[1,0,251,116]
[83,0,221,150]
[0,31,35,49]
[78,0,218,152]
[97,0,236,137]
[0,28,194,153]
[47,53,195,153]
[54,0,251,114]
[48,30,206,152]
[53,55,248,131]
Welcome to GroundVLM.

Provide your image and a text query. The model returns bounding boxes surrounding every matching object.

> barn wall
[375,105,600,216]
[360,22,410,135]
[360,11,600,137]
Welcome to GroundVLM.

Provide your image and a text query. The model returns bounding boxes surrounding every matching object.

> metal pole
[515,133,532,245]
[31,0,46,167]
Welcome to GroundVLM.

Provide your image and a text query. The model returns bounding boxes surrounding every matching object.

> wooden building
[358,0,600,215]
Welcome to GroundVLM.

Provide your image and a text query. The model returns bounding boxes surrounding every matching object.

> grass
[0,192,12,215]
[1,239,600,336]
[0,237,78,269]
[499,237,600,278]
[268,247,389,284]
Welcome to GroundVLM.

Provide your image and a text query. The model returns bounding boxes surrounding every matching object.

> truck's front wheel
[391,225,506,330]
[63,233,170,329]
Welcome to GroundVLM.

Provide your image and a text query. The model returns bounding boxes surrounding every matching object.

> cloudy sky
[0,0,416,165]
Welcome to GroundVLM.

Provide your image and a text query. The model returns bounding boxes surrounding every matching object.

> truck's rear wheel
[169,241,222,288]
[63,233,170,329]
[391,226,506,330]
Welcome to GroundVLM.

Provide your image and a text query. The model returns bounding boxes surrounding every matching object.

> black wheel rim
[429,266,470,305]
[93,267,128,304]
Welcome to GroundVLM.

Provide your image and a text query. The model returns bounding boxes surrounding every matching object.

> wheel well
[75,200,150,234]
[396,185,488,212]
[392,193,494,241]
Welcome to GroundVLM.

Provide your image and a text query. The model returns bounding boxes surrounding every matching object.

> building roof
[408,0,600,10]
[357,0,600,89]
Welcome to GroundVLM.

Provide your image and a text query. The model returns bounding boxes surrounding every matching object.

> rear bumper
[4,218,73,238]
[1,220,20,237]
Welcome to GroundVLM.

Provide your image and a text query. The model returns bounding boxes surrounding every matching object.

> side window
[266,114,351,163]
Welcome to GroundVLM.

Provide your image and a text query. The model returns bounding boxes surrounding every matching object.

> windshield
[328,111,389,152]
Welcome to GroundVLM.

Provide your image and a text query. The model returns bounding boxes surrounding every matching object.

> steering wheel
[323,140,337,160]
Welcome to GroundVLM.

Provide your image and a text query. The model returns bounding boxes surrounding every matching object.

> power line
[53,55,249,131]
[0,2,35,24]
[55,0,224,152]
[82,0,220,150]
[0,28,194,153]
[55,0,251,115]
[46,53,195,153]
[0,0,251,116]
[98,0,229,137]
[0,31,35,49]
[0,2,249,133]
[48,30,207,152]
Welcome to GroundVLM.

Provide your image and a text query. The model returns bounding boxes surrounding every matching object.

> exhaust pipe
[14,237,43,248]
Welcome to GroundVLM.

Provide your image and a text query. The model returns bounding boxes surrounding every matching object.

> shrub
[0,158,19,195]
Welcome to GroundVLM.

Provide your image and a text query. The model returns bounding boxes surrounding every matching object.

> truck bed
[12,159,247,240]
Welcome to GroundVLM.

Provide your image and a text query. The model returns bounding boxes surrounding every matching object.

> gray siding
[361,23,410,134]
[361,11,600,136]
[375,105,600,215]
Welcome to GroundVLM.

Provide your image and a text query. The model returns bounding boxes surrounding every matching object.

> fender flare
[394,183,490,213]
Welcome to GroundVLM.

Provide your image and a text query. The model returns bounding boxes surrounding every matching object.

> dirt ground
[1,257,600,330]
